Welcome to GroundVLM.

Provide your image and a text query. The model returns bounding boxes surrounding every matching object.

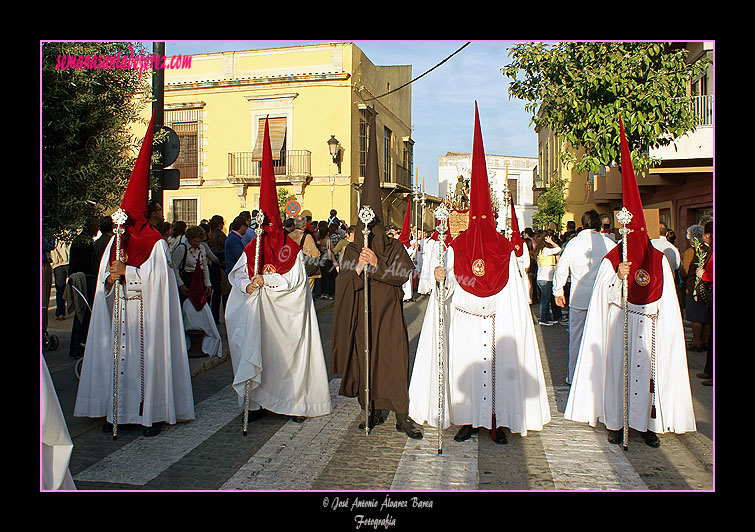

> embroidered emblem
[634,268,650,286]
[262,264,277,274]
[472,258,485,277]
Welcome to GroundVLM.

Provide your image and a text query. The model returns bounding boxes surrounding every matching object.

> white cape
[409,247,551,435]
[402,243,417,301]
[564,255,696,434]
[182,299,223,357]
[417,238,436,295]
[224,251,331,417]
[41,360,76,490]
[74,238,195,427]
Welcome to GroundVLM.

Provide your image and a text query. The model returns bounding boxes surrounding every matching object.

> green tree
[42,41,152,242]
[277,188,292,221]
[502,42,711,176]
[532,176,567,231]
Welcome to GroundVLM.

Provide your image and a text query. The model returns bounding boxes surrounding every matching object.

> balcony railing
[690,94,713,126]
[228,150,311,180]
[394,164,412,188]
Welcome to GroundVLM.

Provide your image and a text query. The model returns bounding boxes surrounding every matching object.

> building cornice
[165,72,350,91]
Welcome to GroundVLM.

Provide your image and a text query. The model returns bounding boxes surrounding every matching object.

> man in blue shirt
[225,215,249,275]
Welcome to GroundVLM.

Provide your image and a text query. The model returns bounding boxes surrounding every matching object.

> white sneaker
[538,320,554,326]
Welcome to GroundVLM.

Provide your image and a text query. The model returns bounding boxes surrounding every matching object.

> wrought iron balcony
[227,150,311,183]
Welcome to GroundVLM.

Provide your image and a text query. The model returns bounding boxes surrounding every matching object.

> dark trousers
[53,265,69,317]
[209,262,224,322]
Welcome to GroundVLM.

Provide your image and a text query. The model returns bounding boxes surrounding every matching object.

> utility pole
[151,41,165,208]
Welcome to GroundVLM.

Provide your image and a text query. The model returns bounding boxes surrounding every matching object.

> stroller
[63,274,93,380]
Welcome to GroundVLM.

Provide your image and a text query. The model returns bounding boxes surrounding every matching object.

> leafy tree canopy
[502,42,712,176]
[532,176,567,231]
[42,41,152,242]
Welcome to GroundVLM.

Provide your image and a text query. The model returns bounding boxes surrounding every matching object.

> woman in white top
[534,231,562,325]
[172,225,223,357]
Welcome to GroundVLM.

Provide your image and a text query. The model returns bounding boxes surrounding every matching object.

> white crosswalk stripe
[74,385,240,485]
[534,324,648,490]
[391,426,479,490]
[220,378,360,490]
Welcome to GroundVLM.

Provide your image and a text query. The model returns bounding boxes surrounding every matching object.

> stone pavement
[42,285,713,493]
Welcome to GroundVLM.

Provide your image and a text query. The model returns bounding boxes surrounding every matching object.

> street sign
[157,126,180,167]
[285,199,301,217]
[161,168,180,190]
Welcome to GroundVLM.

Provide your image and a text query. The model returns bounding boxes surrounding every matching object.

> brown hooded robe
[330,113,415,414]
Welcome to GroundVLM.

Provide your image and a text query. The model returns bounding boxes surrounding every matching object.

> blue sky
[149,40,538,197]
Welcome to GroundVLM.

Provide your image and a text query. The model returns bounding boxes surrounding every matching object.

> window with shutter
[252,117,287,161]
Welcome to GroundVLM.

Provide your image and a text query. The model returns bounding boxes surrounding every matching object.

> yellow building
[140,42,423,230]
[535,126,606,231]
[534,42,713,242]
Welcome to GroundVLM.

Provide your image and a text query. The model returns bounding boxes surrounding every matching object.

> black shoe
[607,429,623,445]
[642,430,660,448]
[396,417,423,439]
[358,413,385,431]
[490,427,508,444]
[143,422,163,437]
[291,416,306,423]
[247,409,268,422]
[454,425,479,442]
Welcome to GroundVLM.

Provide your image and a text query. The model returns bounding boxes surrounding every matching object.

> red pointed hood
[450,102,512,297]
[109,111,164,267]
[244,116,299,276]
[398,198,412,247]
[605,115,664,305]
[509,201,525,258]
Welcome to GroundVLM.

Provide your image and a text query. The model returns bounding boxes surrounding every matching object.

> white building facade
[438,152,538,230]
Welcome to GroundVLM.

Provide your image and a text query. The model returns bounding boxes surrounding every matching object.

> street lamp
[328,134,341,174]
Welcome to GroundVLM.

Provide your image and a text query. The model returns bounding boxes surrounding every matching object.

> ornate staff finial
[616,206,633,233]
[358,205,375,226]
[434,203,450,243]
[254,210,265,236]
[112,208,128,227]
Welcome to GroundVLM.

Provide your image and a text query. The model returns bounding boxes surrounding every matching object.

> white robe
[41,360,76,490]
[511,242,531,302]
[182,299,223,357]
[402,243,417,301]
[224,251,332,417]
[415,237,424,277]
[175,245,222,357]
[74,238,195,427]
[564,255,696,434]
[417,238,441,295]
[409,247,551,435]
